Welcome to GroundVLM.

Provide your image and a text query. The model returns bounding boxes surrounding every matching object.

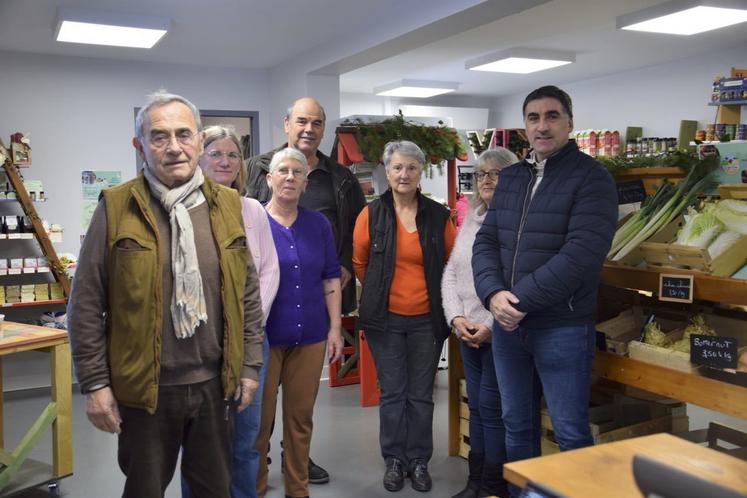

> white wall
[0,51,271,258]
[489,42,747,134]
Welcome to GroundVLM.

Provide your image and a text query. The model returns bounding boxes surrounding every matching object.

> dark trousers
[460,341,505,464]
[118,376,232,498]
[366,313,442,467]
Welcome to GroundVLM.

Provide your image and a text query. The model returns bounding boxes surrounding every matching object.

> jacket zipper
[510,167,537,287]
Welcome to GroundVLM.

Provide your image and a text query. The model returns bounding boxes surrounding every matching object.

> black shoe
[308,458,330,484]
[478,460,508,498]
[410,459,432,492]
[383,457,405,492]
[452,451,484,498]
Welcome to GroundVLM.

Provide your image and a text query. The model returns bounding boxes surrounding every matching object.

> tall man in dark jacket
[246,97,366,483]
[472,86,617,492]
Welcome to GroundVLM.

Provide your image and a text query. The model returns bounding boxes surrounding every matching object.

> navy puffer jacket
[472,141,617,328]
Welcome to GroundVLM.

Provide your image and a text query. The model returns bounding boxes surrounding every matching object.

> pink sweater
[241,197,279,325]
[441,209,493,330]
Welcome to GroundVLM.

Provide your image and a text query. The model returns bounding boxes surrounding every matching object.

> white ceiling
[1,0,746,100]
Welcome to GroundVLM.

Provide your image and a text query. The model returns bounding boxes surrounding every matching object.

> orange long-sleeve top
[353,205,456,315]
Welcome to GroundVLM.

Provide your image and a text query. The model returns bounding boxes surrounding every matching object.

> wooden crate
[720,184,747,200]
[597,308,644,355]
[640,235,747,277]
[676,421,747,461]
[608,215,683,268]
[542,395,688,455]
[628,329,700,374]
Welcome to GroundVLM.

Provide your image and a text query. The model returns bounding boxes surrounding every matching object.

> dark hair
[522,85,573,119]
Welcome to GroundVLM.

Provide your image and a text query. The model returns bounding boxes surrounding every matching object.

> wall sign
[690,334,738,369]
[658,274,694,303]
[616,180,647,205]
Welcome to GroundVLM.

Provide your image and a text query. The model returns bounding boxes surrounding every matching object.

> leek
[611,156,719,261]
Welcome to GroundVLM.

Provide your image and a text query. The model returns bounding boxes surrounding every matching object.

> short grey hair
[477,148,518,170]
[135,89,202,142]
[268,147,309,174]
[382,140,426,169]
[285,97,327,121]
[471,147,519,212]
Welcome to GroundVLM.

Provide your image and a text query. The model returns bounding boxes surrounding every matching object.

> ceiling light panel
[617,1,747,35]
[466,48,575,74]
[374,80,459,98]
[55,8,170,49]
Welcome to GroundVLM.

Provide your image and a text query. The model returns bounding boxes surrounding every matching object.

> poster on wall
[81,170,122,230]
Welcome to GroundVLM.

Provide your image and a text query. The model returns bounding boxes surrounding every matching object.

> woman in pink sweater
[184,125,279,498]
[441,148,517,498]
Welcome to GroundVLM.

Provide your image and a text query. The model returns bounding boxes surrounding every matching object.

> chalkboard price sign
[616,180,647,205]
[690,334,738,369]
[659,273,694,303]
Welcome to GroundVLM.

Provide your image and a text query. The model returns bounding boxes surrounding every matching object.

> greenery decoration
[340,111,468,176]
[597,148,695,176]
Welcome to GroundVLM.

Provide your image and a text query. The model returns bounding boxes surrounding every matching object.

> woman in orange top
[353,140,456,494]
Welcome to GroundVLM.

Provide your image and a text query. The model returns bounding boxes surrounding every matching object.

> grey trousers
[365,313,443,467]
[117,376,232,498]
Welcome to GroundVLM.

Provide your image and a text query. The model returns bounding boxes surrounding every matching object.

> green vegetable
[708,230,741,259]
[610,156,719,261]
[713,199,747,235]
[675,204,723,248]
[644,321,669,347]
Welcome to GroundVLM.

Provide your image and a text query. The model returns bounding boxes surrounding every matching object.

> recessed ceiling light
[617,1,747,35]
[465,48,575,74]
[374,79,459,98]
[54,7,170,49]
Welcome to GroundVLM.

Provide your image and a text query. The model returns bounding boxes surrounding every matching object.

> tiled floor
[5,370,467,497]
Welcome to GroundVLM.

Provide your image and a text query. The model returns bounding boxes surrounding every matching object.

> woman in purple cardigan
[255,147,343,498]
[441,148,517,498]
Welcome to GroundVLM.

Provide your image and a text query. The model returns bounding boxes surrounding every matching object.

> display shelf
[708,100,747,106]
[593,352,747,420]
[601,263,747,306]
[0,198,46,204]
[0,300,66,309]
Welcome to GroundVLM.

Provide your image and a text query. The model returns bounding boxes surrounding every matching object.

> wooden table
[0,321,72,495]
[504,433,747,498]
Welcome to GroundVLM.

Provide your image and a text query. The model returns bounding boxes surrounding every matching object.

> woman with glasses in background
[442,148,518,498]
[255,147,344,498]
[182,125,280,498]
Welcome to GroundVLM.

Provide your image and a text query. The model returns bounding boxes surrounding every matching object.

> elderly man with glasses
[67,90,265,498]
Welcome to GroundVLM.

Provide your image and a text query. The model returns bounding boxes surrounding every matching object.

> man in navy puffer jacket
[472,86,617,492]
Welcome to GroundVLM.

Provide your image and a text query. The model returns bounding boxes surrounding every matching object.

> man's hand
[489,290,526,332]
[327,327,344,364]
[85,387,122,434]
[340,266,352,289]
[234,378,259,412]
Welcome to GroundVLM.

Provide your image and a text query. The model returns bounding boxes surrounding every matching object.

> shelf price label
[690,334,738,369]
[658,273,693,303]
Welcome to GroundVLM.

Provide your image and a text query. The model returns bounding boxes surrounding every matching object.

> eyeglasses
[474,170,500,181]
[206,150,242,162]
[148,130,197,148]
[275,167,307,178]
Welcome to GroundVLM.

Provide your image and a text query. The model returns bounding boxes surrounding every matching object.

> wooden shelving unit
[0,160,70,298]
[601,263,747,305]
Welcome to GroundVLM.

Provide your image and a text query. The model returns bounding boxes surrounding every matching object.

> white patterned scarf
[143,166,208,339]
